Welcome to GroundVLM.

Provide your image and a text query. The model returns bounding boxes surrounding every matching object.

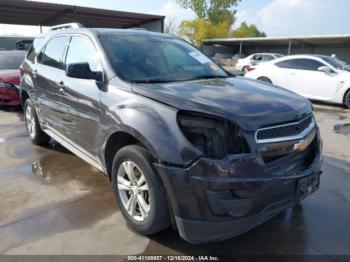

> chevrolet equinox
[20,24,322,244]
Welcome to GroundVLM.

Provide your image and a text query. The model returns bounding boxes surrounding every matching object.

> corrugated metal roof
[0,0,164,29]
[203,34,350,46]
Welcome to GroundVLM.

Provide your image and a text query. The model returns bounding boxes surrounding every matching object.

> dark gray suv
[20,24,322,244]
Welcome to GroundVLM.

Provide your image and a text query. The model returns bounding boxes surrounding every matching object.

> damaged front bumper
[0,83,20,106]
[154,131,322,244]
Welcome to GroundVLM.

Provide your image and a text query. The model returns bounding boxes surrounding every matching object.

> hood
[0,69,21,86]
[131,77,313,131]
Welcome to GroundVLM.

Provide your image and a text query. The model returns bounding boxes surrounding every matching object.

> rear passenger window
[65,36,100,72]
[39,36,68,69]
[276,59,324,71]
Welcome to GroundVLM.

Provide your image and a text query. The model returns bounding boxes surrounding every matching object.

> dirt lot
[0,104,349,255]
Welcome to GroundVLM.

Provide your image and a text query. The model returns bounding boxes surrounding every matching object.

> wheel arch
[343,88,350,102]
[257,76,272,83]
[103,130,159,181]
[20,90,30,107]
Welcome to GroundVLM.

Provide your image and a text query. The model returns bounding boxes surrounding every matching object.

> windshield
[321,56,349,71]
[100,35,228,83]
[275,54,284,58]
[0,53,25,69]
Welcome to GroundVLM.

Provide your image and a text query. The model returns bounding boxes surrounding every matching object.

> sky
[0,0,349,37]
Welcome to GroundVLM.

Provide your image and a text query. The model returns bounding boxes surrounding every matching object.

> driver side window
[65,36,100,72]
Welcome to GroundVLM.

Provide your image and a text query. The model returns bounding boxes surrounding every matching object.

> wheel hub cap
[117,160,150,222]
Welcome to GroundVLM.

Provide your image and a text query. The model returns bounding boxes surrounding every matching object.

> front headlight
[0,82,20,94]
[177,111,250,159]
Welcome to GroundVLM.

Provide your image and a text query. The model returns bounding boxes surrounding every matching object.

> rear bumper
[154,132,322,243]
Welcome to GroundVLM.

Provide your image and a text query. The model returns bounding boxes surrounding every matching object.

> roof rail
[49,23,83,31]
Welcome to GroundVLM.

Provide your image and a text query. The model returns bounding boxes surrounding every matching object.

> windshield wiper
[132,78,177,84]
[181,75,228,81]
[131,75,228,84]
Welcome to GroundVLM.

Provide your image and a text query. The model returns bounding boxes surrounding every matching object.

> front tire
[24,99,50,145]
[344,90,350,109]
[111,145,170,235]
[258,77,272,84]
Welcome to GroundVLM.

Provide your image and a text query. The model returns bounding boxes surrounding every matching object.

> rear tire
[111,145,170,235]
[344,90,350,109]
[24,99,50,145]
[242,66,249,75]
[258,77,272,84]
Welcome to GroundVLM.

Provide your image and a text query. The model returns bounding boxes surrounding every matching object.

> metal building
[0,36,34,51]
[0,0,164,32]
[202,35,350,63]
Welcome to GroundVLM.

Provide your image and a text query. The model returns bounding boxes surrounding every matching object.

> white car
[245,54,350,108]
[236,53,284,74]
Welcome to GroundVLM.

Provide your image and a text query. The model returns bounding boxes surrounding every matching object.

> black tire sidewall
[111,145,169,234]
[345,90,350,109]
[259,77,272,84]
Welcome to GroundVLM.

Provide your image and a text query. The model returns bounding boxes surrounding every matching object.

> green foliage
[178,18,231,47]
[176,0,240,24]
[176,1,266,46]
[231,22,266,38]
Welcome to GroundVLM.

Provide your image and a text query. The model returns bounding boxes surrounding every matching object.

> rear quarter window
[26,38,44,63]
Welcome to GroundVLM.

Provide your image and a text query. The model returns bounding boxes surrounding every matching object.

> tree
[232,22,266,38]
[176,0,240,25]
[176,0,266,46]
[164,17,178,34]
[178,18,231,47]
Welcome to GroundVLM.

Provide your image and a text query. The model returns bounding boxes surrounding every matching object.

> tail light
[247,66,256,72]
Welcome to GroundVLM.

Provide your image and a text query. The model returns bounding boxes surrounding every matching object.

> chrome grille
[256,116,315,143]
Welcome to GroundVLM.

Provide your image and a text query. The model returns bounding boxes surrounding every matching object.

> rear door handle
[56,81,65,92]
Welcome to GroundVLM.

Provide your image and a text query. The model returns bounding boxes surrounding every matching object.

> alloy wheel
[117,160,150,222]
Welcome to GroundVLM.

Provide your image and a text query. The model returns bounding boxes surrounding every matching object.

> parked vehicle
[245,54,350,108]
[329,57,350,72]
[236,53,284,74]
[20,24,322,244]
[0,51,26,107]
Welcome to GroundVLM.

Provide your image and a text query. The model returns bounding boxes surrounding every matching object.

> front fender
[100,87,200,166]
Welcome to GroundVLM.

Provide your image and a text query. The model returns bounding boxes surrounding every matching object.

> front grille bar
[255,116,316,144]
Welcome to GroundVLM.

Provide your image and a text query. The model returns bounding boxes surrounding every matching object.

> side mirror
[66,63,107,91]
[318,66,332,74]
[66,63,102,81]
